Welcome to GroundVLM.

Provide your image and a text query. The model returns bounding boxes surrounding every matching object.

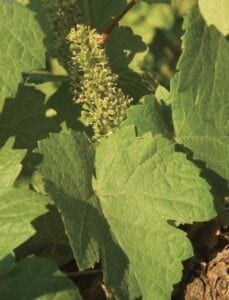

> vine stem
[98,0,141,44]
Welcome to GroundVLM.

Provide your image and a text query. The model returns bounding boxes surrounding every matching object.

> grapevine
[0,1,228,299]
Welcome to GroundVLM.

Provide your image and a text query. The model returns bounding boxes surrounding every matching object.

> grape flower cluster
[67,24,132,139]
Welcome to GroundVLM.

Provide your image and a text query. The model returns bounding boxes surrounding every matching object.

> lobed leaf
[38,130,141,298]
[94,126,216,299]
[169,9,229,180]
[38,131,100,270]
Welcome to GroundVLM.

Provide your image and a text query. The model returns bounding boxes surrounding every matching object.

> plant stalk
[98,0,141,44]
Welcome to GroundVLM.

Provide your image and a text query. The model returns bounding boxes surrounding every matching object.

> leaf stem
[98,0,141,44]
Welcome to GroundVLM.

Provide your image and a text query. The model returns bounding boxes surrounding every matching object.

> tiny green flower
[68,24,132,139]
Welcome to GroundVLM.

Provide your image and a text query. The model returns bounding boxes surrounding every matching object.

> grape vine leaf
[169,9,229,180]
[0,86,60,149]
[0,138,25,188]
[121,95,171,137]
[37,130,141,298]
[0,256,82,299]
[0,139,48,260]
[199,0,229,36]
[14,205,74,267]
[0,188,49,261]
[0,1,45,111]
[37,131,100,270]
[100,232,141,299]
[94,126,216,299]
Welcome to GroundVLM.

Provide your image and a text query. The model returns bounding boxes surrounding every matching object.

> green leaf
[0,86,60,149]
[37,130,141,298]
[15,205,74,267]
[100,232,141,299]
[0,1,45,110]
[0,255,15,274]
[199,0,229,36]
[0,188,48,260]
[170,9,229,180]
[94,126,216,299]
[155,85,170,104]
[0,256,82,299]
[121,95,171,137]
[38,131,100,270]
[0,138,26,188]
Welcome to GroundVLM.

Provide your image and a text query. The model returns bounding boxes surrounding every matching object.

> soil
[184,246,229,299]
[174,219,229,300]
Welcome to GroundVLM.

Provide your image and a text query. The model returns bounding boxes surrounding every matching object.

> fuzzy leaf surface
[0,138,25,188]
[0,256,82,299]
[0,188,48,260]
[199,0,229,36]
[94,126,216,299]
[38,131,100,270]
[0,2,45,110]
[170,9,229,180]
[37,131,142,298]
